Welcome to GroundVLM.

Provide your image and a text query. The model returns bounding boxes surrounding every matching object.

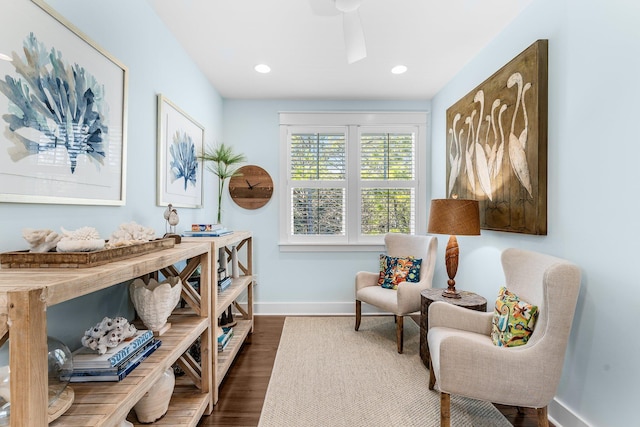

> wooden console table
[419,288,487,367]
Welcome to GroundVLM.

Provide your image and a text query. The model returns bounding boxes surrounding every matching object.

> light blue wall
[0,0,224,349]
[431,0,640,425]
[222,100,431,314]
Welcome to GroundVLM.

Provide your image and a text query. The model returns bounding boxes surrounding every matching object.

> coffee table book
[66,339,161,382]
[72,329,153,369]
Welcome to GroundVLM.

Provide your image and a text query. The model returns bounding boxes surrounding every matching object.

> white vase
[133,367,175,423]
[129,277,182,331]
[231,246,239,279]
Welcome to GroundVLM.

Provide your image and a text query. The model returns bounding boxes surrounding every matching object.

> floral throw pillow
[377,255,422,290]
[491,287,539,347]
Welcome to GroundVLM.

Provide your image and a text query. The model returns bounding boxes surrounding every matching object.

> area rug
[258,316,511,427]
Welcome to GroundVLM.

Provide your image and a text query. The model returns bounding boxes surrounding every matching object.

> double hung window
[279,112,428,250]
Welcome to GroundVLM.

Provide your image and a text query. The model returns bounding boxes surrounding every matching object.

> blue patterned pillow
[377,255,422,290]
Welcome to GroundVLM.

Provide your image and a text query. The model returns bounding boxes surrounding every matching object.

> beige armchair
[427,248,581,427]
[355,233,437,353]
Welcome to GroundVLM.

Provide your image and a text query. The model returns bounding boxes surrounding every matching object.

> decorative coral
[22,228,61,253]
[105,222,156,248]
[56,227,105,252]
[80,317,137,355]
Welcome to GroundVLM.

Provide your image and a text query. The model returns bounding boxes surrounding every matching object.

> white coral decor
[56,226,105,252]
[106,222,156,248]
[129,277,182,331]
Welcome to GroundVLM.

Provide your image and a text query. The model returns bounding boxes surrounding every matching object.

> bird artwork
[445,40,547,235]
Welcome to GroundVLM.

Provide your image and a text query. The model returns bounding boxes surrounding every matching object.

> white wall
[222,100,430,315]
[0,0,224,348]
[430,0,640,425]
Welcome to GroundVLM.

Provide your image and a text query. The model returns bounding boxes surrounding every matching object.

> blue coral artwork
[0,33,108,175]
[170,131,199,191]
[157,94,204,208]
[0,0,127,205]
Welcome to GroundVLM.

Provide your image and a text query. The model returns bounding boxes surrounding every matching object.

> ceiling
[148,0,532,100]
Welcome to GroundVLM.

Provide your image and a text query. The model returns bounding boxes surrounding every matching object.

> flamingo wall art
[446,39,548,235]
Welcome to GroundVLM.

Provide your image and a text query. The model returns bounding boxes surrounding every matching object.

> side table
[419,288,487,367]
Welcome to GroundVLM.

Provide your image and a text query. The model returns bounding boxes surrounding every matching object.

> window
[279,112,428,251]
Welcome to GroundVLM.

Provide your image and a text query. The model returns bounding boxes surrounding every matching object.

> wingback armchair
[427,248,581,427]
[355,233,437,353]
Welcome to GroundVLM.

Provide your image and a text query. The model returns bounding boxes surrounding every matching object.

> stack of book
[182,223,233,237]
[66,330,161,382]
[218,327,233,352]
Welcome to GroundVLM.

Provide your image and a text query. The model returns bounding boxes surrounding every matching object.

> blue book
[72,330,154,369]
[66,339,161,382]
[182,230,233,237]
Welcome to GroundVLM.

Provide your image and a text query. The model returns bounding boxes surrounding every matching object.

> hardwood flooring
[198,315,552,427]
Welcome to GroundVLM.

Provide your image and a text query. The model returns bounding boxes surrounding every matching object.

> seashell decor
[133,367,175,423]
[129,277,182,332]
[105,222,156,249]
[56,226,105,252]
[22,228,61,253]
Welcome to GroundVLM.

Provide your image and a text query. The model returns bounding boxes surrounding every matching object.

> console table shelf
[0,241,212,427]
[183,231,254,406]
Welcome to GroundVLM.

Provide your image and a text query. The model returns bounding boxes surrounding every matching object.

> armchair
[355,233,437,353]
[427,248,581,427]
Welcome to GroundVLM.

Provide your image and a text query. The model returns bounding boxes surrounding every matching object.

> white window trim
[279,111,429,252]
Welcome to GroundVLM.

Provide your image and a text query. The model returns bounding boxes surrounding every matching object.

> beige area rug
[258,316,511,427]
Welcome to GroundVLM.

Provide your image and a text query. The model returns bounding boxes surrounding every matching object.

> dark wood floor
[198,315,551,427]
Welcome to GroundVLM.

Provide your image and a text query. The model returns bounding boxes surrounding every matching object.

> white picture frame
[0,0,128,205]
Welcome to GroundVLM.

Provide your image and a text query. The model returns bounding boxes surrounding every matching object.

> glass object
[0,336,73,426]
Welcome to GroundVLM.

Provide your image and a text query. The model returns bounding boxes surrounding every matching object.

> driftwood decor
[446,40,548,235]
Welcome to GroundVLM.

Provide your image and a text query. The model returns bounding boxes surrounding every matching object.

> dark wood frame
[446,40,548,235]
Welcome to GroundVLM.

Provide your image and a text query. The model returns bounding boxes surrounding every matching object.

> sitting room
[0,0,635,426]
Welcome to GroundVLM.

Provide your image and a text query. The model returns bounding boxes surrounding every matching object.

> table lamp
[427,198,480,298]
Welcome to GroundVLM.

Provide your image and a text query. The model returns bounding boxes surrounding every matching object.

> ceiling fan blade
[335,0,364,13]
[342,10,367,64]
[308,0,340,16]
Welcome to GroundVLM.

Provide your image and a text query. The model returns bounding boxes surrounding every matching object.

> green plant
[199,143,246,223]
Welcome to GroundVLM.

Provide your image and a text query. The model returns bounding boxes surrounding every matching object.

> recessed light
[0,53,12,62]
[391,65,407,75]
[254,64,271,74]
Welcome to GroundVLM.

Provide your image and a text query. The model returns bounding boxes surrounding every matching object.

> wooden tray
[0,238,175,269]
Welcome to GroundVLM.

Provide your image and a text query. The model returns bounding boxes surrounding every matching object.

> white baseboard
[549,398,592,427]
[253,301,387,316]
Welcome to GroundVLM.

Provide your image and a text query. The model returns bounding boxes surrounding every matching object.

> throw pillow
[491,287,539,347]
[377,255,422,290]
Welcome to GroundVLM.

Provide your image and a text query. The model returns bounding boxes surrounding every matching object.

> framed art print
[446,40,548,235]
[156,94,204,209]
[0,0,128,205]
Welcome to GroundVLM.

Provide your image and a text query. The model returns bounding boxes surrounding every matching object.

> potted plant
[199,143,246,223]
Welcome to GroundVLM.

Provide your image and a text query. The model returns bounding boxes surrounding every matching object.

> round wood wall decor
[228,165,274,209]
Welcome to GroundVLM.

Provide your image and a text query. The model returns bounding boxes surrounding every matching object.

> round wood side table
[419,288,488,367]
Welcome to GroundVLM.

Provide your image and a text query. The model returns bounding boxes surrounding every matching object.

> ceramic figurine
[56,226,105,252]
[22,228,61,253]
[162,203,181,243]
